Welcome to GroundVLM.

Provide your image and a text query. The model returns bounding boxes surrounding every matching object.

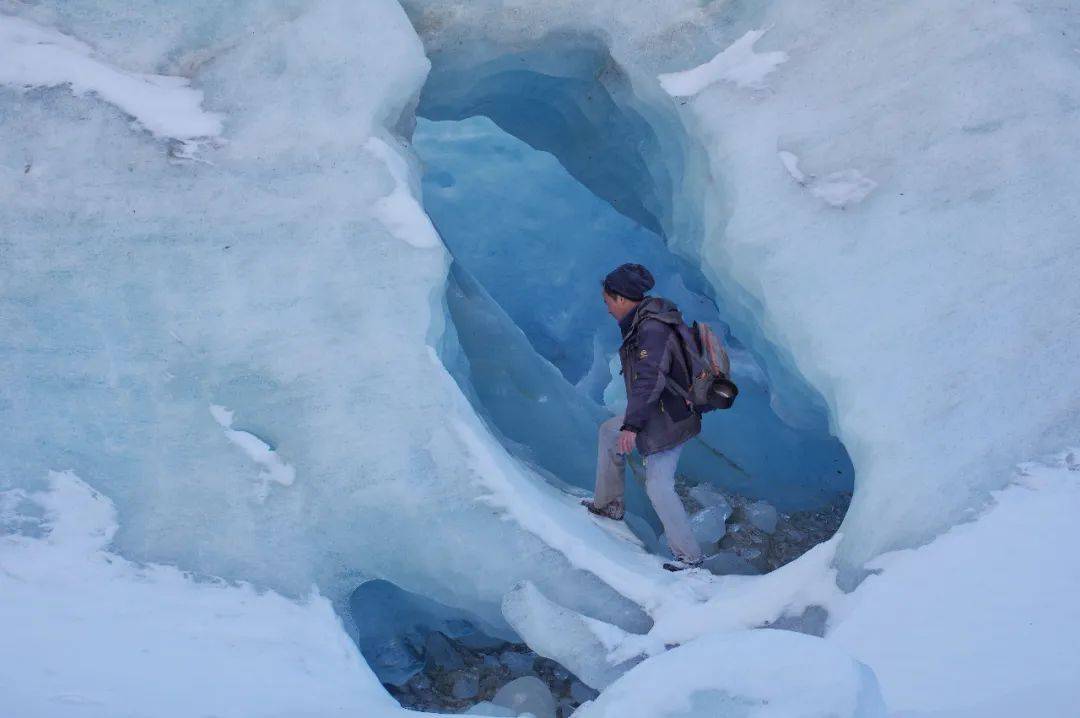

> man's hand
[617,429,637,455]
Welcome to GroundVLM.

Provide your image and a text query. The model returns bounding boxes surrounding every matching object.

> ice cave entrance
[415,85,854,555]
[350,37,858,712]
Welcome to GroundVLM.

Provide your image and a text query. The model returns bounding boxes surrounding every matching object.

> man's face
[602,290,631,320]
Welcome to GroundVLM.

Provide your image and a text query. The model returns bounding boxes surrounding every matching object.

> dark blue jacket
[618,297,701,455]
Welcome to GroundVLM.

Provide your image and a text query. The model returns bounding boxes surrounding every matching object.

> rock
[492,676,557,718]
[451,671,480,700]
[558,697,577,717]
[425,632,465,671]
[499,649,536,676]
[569,680,598,703]
[406,671,437,705]
[702,551,760,576]
[460,700,518,716]
[745,500,779,534]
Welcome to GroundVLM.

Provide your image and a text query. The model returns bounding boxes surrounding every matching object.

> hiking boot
[662,557,704,572]
[581,498,625,521]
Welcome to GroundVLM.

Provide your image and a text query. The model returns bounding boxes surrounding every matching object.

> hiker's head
[601,263,654,319]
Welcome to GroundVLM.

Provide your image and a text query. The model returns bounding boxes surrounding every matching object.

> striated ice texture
[3,0,1080,716]
[417,114,854,512]
[0,0,649,656]
[402,0,1080,570]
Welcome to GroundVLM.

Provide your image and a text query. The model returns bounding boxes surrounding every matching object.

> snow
[0,471,404,718]
[827,455,1080,717]
[574,629,886,718]
[658,29,789,96]
[211,404,296,502]
[0,15,221,146]
[777,151,878,208]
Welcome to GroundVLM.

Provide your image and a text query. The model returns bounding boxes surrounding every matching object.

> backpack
[669,321,739,412]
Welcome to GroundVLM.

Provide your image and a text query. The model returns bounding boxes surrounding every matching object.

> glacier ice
[744,501,778,535]
[3,0,1080,716]
[463,701,519,717]
[688,505,729,552]
[0,0,655,647]
[416,113,854,513]
[404,0,1080,574]
[491,675,558,718]
[503,581,638,690]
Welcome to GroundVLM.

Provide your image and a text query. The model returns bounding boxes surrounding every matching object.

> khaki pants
[594,415,703,563]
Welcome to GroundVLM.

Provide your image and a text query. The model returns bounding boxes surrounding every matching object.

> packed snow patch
[658,28,788,96]
[0,15,222,145]
[778,151,878,208]
[210,404,296,502]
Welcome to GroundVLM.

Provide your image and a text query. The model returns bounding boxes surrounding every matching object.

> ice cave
[1,1,1079,717]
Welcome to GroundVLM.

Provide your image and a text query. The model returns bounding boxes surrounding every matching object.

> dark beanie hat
[603,263,655,301]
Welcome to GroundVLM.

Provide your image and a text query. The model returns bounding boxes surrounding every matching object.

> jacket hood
[622,296,682,341]
[634,296,682,324]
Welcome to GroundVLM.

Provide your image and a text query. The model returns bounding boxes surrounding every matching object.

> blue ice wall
[418,116,853,512]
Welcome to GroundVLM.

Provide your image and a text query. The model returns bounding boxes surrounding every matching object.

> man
[582,263,704,570]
